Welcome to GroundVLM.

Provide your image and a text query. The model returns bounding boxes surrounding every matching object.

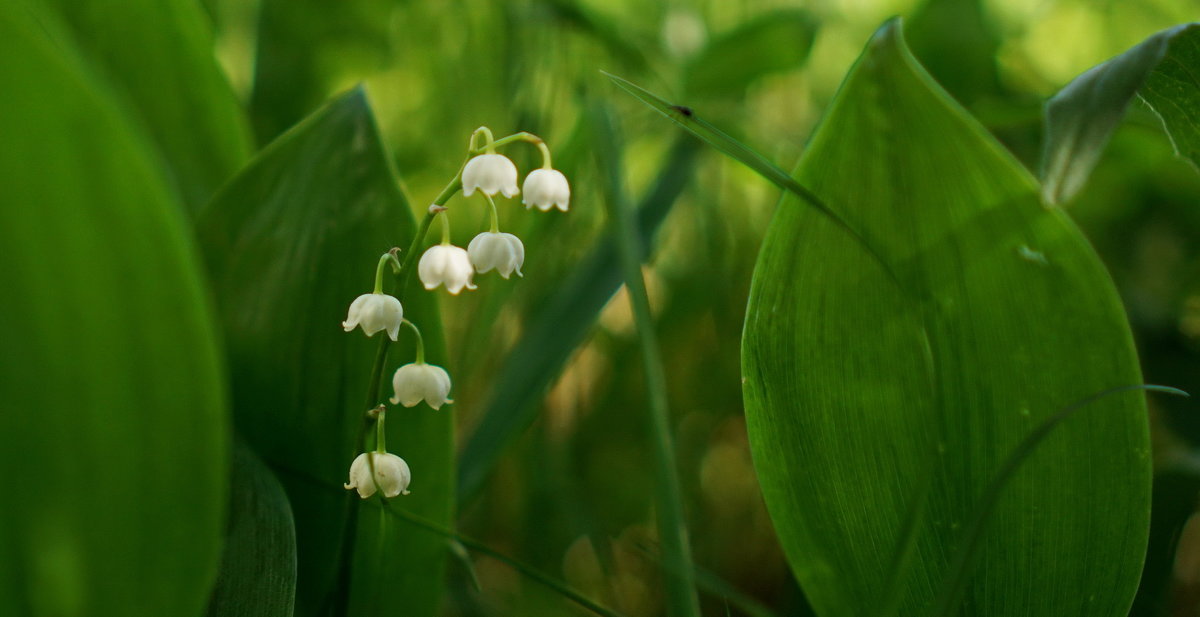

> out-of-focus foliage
[195,88,453,617]
[33,0,253,212]
[0,4,229,616]
[6,0,1200,615]
[683,11,817,100]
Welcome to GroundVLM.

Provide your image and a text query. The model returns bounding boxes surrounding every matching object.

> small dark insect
[670,104,693,117]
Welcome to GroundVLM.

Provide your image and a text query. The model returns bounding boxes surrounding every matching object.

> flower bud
[343,452,411,498]
[468,231,524,279]
[390,362,453,409]
[341,293,403,340]
[418,245,476,294]
[462,153,519,198]
[521,168,570,212]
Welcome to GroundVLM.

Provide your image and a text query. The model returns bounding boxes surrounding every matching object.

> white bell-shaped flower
[343,451,411,498]
[462,153,519,198]
[521,168,570,212]
[418,245,477,294]
[468,232,524,279]
[341,293,403,340]
[390,362,453,409]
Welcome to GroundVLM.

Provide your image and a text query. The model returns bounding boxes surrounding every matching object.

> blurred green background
[202,0,1200,614]
[6,0,1200,614]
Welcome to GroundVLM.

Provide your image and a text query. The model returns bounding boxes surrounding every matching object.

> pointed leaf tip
[743,16,1148,617]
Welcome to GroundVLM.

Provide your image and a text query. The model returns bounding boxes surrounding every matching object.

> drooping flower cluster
[418,126,570,294]
[341,126,570,499]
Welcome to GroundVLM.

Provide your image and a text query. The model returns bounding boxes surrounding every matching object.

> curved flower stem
[401,319,426,364]
[485,194,500,233]
[481,131,543,152]
[374,407,387,453]
[473,131,550,167]
[439,210,451,245]
[471,126,496,153]
[372,251,401,294]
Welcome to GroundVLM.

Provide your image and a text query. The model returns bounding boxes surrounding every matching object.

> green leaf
[1138,26,1200,172]
[456,136,699,506]
[1041,23,1200,205]
[929,385,1185,617]
[25,0,252,212]
[206,440,297,617]
[741,20,1150,617]
[30,0,253,212]
[0,5,229,617]
[684,10,817,99]
[196,87,452,617]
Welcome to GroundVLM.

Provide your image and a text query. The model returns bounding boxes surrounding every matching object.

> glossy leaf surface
[742,21,1149,617]
[196,88,451,617]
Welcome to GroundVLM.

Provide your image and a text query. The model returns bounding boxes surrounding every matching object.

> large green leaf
[0,5,228,617]
[33,0,252,212]
[206,440,297,617]
[1041,23,1200,205]
[741,20,1149,617]
[196,87,451,617]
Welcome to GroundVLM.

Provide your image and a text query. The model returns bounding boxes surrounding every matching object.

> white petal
[418,247,444,291]
[341,294,373,332]
[463,154,519,198]
[468,232,524,278]
[390,364,426,407]
[521,169,570,212]
[373,453,412,497]
[344,453,376,498]
[421,364,453,409]
[500,232,525,277]
[418,245,476,294]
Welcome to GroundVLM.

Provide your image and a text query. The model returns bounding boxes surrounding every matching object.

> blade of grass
[931,384,1189,617]
[591,102,702,617]
[603,71,900,288]
[268,456,626,617]
[876,451,938,617]
[374,500,626,617]
[629,542,781,617]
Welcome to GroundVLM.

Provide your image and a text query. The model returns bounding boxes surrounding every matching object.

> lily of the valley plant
[341,125,569,497]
